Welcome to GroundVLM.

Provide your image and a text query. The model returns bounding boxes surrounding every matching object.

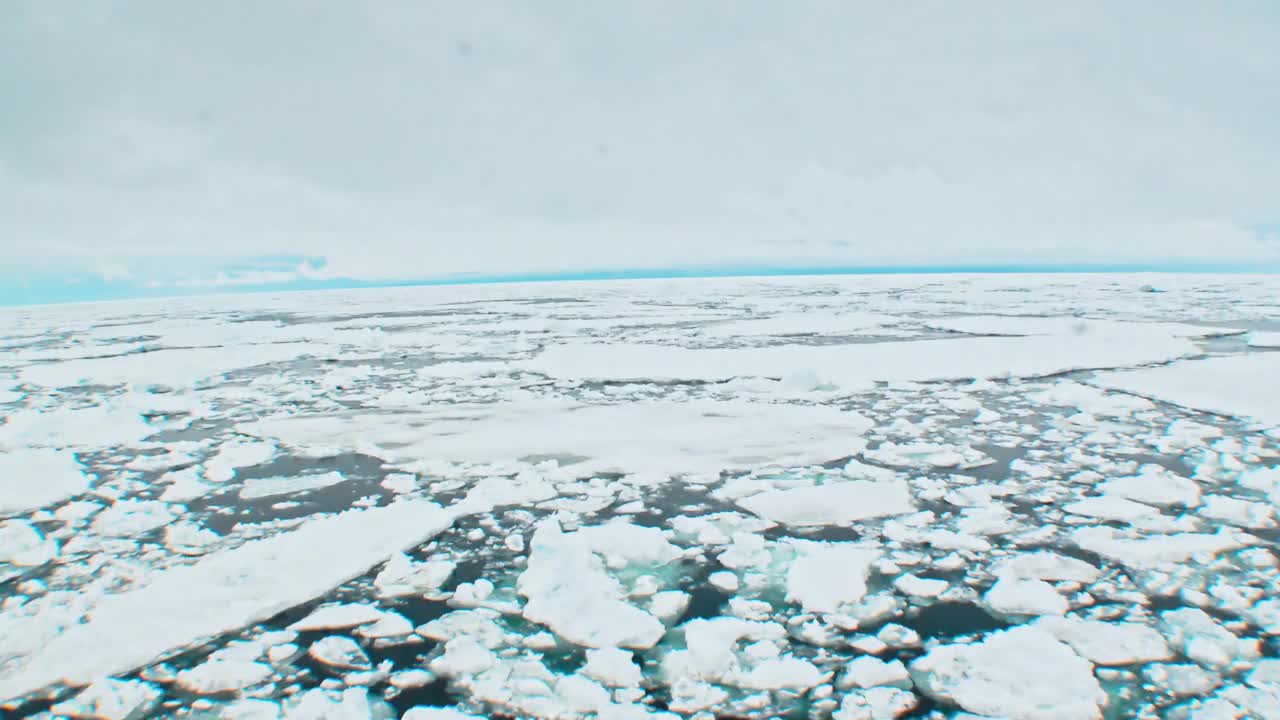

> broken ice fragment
[307,636,372,671]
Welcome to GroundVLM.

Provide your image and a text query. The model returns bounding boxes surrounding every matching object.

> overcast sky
[3,1,1279,290]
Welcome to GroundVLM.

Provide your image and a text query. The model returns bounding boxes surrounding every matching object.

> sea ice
[289,603,387,632]
[785,540,881,613]
[0,449,89,514]
[0,500,454,700]
[48,678,162,720]
[738,479,914,527]
[517,518,680,649]
[910,626,1106,720]
[239,471,348,500]
[1093,354,1280,426]
[1035,617,1173,665]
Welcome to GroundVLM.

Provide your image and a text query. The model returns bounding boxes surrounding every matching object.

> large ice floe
[2,273,1280,719]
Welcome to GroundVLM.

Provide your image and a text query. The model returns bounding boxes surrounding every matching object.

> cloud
[2,2,1278,281]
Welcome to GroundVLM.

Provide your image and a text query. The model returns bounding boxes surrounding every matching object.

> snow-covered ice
[2,274,1278,719]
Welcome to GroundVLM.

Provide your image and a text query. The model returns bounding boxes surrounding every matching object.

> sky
[3,2,1280,303]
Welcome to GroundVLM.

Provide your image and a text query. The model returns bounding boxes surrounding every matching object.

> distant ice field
[2,273,1280,719]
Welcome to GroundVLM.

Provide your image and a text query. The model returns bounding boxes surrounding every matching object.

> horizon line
[3,260,1279,308]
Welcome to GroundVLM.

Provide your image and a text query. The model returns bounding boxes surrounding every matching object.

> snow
[910,626,1106,720]
[48,678,162,720]
[1028,380,1156,417]
[982,577,1068,618]
[992,552,1101,583]
[893,574,948,599]
[90,500,175,537]
[841,656,912,689]
[308,636,372,671]
[1072,527,1250,568]
[0,500,455,700]
[1096,465,1201,507]
[1159,608,1260,669]
[402,709,487,720]
[0,404,158,451]
[0,520,59,566]
[17,343,315,389]
[923,315,1238,339]
[524,333,1198,388]
[582,647,643,687]
[1035,617,1173,665]
[176,659,273,694]
[785,541,881,613]
[738,479,914,526]
[1093,354,1280,426]
[0,449,89,514]
[517,519,680,649]
[204,442,278,482]
[239,471,348,500]
[1248,331,1280,348]
[288,603,387,632]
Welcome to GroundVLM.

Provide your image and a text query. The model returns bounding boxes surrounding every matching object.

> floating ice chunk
[1028,381,1155,417]
[357,612,414,639]
[649,591,691,622]
[0,520,58,566]
[1142,663,1222,697]
[290,604,387,632]
[380,473,417,494]
[1035,617,1172,665]
[220,698,283,719]
[865,442,991,469]
[663,616,815,692]
[1073,527,1249,568]
[785,540,880,613]
[922,316,1234,339]
[0,405,157,452]
[832,687,918,720]
[0,500,454,700]
[239,471,348,500]
[90,500,175,537]
[1097,466,1201,508]
[1200,495,1275,529]
[840,656,912,689]
[1248,331,1280,348]
[525,333,1199,388]
[583,647,643,687]
[308,636,372,671]
[517,519,678,649]
[910,626,1105,720]
[669,512,775,546]
[738,479,913,527]
[416,608,510,648]
[736,656,824,690]
[205,442,278,483]
[158,466,216,502]
[164,523,220,556]
[176,659,273,694]
[18,344,314,389]
[429,636,496,676]
[1064,496,1161,522]
[982,577,1068,618]
[374,552,455,597]
[893,574,948,599]
[1093,354,1280,426]
[49,678,162,720]
[0,449,88,514]
[402,708,487,720]
[389,670,435,689]
[1159,608,1260,669]
[708,571,739,592]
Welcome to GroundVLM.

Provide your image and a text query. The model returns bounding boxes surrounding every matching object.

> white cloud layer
[2,1,1278,279]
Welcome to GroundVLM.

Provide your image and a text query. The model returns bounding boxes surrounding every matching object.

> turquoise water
[2,261,1278,307]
